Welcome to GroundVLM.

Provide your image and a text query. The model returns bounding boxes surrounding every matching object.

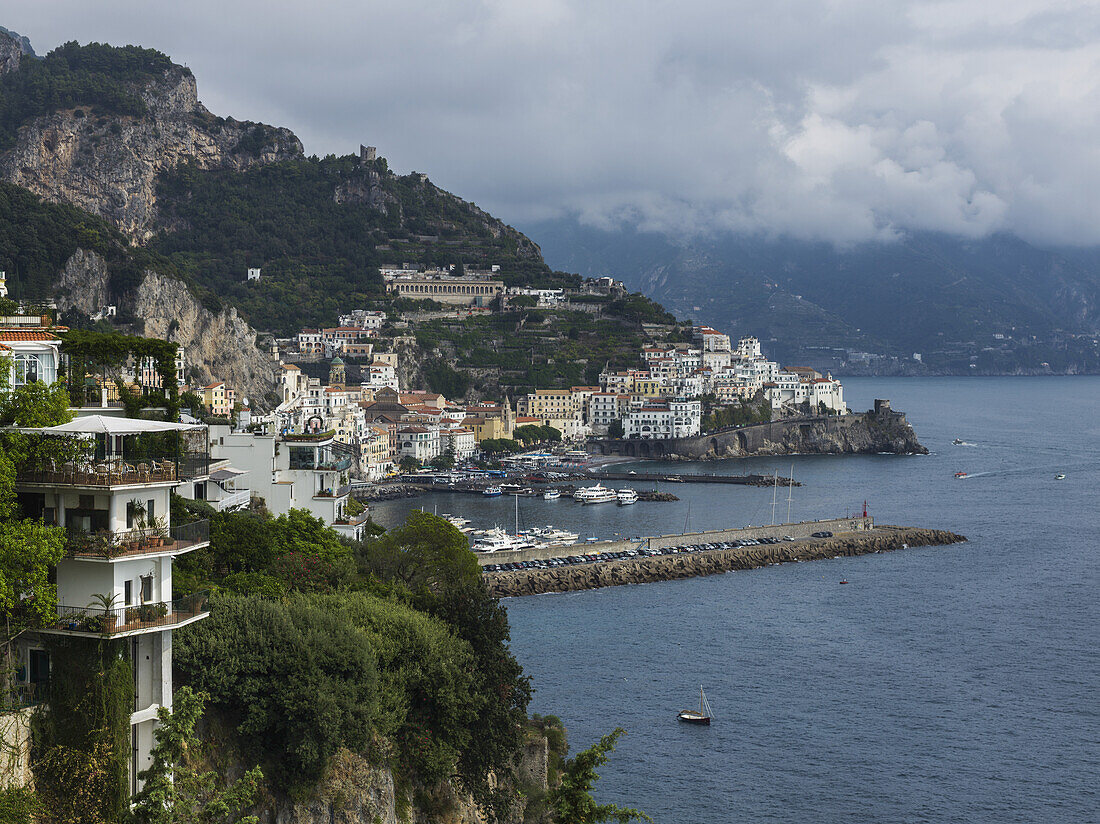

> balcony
[42,590,210,637]
[289,455,352,472]
[211,489,250,512]
[314,484,351,499]
[17,454,209,488]
[65,519,210,559]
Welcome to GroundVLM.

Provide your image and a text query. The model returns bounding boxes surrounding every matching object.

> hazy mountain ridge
[526,218,1100,374]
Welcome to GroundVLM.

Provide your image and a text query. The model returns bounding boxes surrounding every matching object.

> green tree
[358,511,479,593]
[131,687,262,824]
[429,451,455,470]
[607,420,625,439]
[398,455,420,472]
[548,728,650,824]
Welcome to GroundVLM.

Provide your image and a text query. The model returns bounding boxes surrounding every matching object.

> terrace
[41,590,211,638]
[65,519,210,559]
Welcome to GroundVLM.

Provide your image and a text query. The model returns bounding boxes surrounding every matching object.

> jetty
[588,470,797,486]
[481,519,966,597]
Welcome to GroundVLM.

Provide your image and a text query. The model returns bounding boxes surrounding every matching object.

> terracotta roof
[0,330,58,341]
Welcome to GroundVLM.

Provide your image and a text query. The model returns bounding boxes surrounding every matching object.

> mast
[786,463,794,524]
[770,470,779,525]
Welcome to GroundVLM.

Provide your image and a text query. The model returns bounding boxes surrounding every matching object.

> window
[140,575,153,603]
[124,580,133,606]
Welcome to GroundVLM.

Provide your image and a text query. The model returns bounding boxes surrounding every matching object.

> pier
[587,470,798,486]
[482,524,967,597]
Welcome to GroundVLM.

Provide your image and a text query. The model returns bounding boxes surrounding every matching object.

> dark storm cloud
[7,1,1100,244]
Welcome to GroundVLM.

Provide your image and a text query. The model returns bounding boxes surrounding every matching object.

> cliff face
[135,272,278,403]
[0,63,302,239]
[249,735,551,824]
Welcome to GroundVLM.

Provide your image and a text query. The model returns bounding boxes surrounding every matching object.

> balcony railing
[290,456,352,472]
[65,519,210,559]
[17,454,210,487]
[44,590,210,636]
[211,489,250,512]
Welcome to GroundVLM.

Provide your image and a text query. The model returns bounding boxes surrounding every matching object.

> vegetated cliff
[52,248,278,402]
[134,272,278,404]
[246,735,553,824]
[0,31,302,239]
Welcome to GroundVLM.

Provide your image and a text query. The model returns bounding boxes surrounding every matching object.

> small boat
[1055,473,1066,480]
[954,471,968,479]
[678,686,712,725]
[616,488,638,506]
[543,489,561,500]
[663,476,683,483]
[952,438,965,445]
[839,579,849,585]
[482,485,503,497]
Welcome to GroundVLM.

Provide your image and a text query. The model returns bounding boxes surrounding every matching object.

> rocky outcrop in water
[485,527,966,597]
[0,59,301,238]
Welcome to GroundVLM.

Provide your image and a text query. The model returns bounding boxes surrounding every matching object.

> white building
[10,416,212,796]
[397,425,441,463]
[0,316,61,390]
[439,427,476,462]
[622,397,701,439]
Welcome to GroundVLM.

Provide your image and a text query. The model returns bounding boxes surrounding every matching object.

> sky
[5,1,1100,246]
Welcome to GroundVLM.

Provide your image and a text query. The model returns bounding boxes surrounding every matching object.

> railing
[5,681,48,710]
[65,520,210,558]
[45,590,211,635]
[211,489,250,511]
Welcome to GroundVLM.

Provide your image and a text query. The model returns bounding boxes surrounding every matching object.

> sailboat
[678,686,712,725]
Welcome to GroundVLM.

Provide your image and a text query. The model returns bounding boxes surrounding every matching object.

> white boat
[543,489,561,500]
[483,485,502,497]
[1055,473,1066,480]
[443,514,470,528]
[472,527,525,553]
[573,482,618,504]
[539,527,580,545]
[616,488,638,505]
[678,686,713,725]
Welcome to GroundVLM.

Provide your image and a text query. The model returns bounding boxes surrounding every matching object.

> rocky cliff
[0,44,302,238]
[52,248,278,402]
[134,272,278,404]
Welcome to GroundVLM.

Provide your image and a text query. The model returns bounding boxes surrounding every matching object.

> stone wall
[485,526,967,597]
[0,707,34,790]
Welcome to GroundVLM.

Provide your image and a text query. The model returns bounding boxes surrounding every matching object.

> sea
[368,377,1099,823]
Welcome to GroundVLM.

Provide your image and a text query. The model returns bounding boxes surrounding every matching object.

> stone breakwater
[484,527,966,597]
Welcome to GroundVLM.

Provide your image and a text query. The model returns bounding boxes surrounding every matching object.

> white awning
[210,467,247,481]
[43,415,205,435]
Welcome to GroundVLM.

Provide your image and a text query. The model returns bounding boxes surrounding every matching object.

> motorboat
[952,438,965,445]
[543,489,561,500]
[482,485,503,497]
[573,482,618,504]
[678,686,712,725]
[954,471,968,479]
[539,527,580,545]
[443,514,470,528]
[472,527,524,553]
[616,488,638,505]
[1055,473,1066,480]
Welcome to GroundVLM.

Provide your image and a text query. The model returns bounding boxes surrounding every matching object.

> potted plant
[150,515,170,547]
[88,592,120,632]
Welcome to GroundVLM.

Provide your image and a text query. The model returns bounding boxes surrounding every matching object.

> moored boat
[483,485,503,497]
[616,488,638,505]
[573,482,618,504]
[543,489,561,500]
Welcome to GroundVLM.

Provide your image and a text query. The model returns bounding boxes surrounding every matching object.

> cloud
[6,0,1100,245]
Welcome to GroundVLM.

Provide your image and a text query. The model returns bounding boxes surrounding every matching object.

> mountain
[0,28,574,402]
[524,220,1100,375]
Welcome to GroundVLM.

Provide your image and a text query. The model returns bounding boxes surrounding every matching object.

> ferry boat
[616,488,638,506]
[482,485,503,497]
[543,489,561,500]
[573,482,618,504]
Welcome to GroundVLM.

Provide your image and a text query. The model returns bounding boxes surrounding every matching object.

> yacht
[482,485,503,497]
[538,527,580,545]
[543,489,561,500]
[472,527,525,553]
[616,488,638,506]
[573,482,618,504]
[443,514,470,528]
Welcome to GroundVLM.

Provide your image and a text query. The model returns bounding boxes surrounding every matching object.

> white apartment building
[397,425,441,463]
[587,392,627,435]
[0,316,61,391]
[10,416,212,796]
[622,397,701,439]
[439,427,476,461]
